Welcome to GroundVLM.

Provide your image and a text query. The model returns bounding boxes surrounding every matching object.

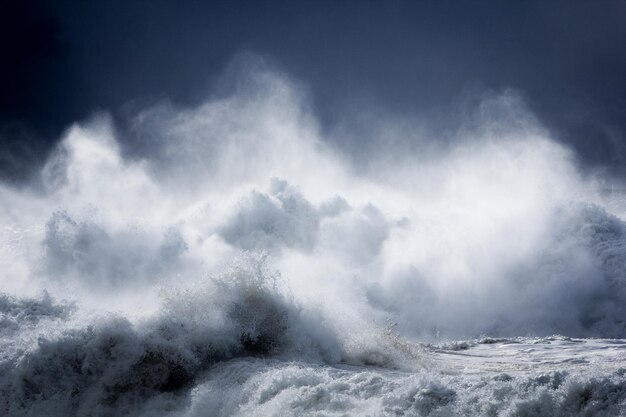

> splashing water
[1,64,625,416]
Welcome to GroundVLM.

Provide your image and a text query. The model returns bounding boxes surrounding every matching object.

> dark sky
[1,0,626,182]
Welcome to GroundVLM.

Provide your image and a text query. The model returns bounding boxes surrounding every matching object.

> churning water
[1,69,625,416]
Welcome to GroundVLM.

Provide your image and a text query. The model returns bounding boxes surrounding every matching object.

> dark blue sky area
[1,0,625,181]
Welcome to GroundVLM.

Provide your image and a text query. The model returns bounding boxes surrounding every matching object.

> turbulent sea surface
[1,69,626,416]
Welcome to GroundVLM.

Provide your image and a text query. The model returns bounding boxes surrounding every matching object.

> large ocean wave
[1,63,626,415]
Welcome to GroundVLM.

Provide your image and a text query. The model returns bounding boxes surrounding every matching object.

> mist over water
[1,62,626,416]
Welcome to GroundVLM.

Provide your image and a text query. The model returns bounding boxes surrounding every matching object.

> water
[1,69,625,416]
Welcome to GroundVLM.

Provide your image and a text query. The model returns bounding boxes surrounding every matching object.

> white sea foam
[1,59,625,415]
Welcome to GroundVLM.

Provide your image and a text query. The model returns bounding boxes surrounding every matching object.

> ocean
[1,74,625,416]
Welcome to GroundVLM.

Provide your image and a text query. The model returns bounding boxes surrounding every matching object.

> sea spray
[1,65,626,416]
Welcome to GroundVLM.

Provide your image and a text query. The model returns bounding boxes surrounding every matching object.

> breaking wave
[1,59,626,415]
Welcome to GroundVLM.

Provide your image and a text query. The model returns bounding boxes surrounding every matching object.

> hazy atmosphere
[1,1,626,416]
